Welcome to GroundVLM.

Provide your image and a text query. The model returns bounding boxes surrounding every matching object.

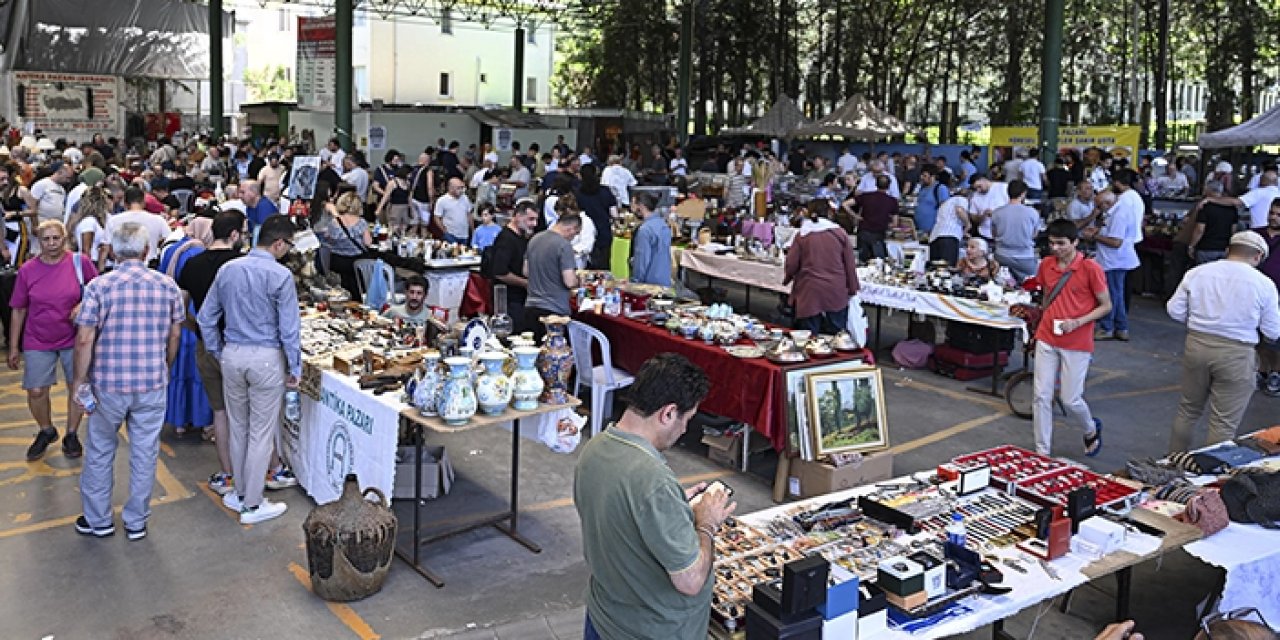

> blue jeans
[1098,269,1128,332]
[584,613,603,640]
[442,232,468,245]
[798,307,850,335]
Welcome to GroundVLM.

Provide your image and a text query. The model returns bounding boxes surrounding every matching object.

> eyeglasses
[281,238,295,250]
[1200,607,1270,639]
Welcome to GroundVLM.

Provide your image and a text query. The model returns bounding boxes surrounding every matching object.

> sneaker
[209,472,234,496]
[266,466,299,490]
[26,427,59,461]
[222,492,243,512]
[1093,329,1113,341]
[1266,372,1280,397]
[1113,330,1130,341]
[125,525,147,541]
[74,515,115,538]
[240,498,288,525]
[61,432,83,459]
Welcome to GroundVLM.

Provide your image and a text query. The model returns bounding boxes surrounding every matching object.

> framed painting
[804,367,889,456]
[783,358,868,461]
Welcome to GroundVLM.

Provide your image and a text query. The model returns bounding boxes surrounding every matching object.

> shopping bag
[533,408,585,454]
[364,259,389,310]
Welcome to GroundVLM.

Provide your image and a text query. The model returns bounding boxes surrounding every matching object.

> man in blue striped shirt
[198,215,301,525]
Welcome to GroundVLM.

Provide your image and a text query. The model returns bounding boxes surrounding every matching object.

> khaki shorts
[194,340,226,411]
[389,203,413,228]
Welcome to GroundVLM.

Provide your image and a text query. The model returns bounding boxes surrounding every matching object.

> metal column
[676,2,693,145]
[209,0,223,138]
[335,0,354,150]
[513,26,526,111]
[1038,0,1065,157]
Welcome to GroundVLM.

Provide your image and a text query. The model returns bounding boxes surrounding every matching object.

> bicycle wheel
[1004,370,1035,420]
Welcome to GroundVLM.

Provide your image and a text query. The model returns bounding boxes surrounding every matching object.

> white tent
[1198,103,1280,148]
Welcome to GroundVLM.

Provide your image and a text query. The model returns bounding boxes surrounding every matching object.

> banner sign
[989,126,1141,161]
[14,71,121,139]
[296,16,336,109]
[286,369,399,504]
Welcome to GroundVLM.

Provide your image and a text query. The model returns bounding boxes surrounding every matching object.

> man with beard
[488,200,538,333]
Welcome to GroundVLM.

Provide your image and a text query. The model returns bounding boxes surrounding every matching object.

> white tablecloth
[857,276,1028,339]
[680,249,791,294]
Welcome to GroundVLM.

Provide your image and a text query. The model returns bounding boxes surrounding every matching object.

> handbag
[1174,488,1231,536]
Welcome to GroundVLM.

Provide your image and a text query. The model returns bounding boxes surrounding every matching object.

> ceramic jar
[413,351,444,417]
[438,356,477,425]
[510,346,544,411]
[536,315,575,405]
[475,351,512,416]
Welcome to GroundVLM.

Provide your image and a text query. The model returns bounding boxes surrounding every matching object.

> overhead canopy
[469,108,552,129]
[1198,103,1280,148]
[720,95,808,138]
[791,94,920,141]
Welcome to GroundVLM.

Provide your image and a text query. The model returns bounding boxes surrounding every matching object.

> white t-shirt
[106,209,171,262]
[342,167,370,200]
[1167,259,1280,344]
[968,181,1010,238]
[855,173,902,199]
[1095,189,1144,271]
[74,216,106,262]
[837,153,857,175]
[669,158,688,176]
[30,177,67,222]
[1020,158,1046,190]
[64,182,88,222]
[1239,185,1280,228]
[320,147,346,170]
[931,196,969,240]
[571,212,597,269]
[579,153,594,166]
[1067,197,1094,221]
[601,165,637,207]
[433,194,474,238]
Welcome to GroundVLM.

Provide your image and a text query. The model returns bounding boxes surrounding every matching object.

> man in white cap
[1166,231,1280,452]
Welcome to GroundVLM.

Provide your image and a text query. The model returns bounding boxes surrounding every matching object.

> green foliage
[245,64,296,103]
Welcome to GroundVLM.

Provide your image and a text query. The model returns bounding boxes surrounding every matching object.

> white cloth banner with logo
[284,369,401,505]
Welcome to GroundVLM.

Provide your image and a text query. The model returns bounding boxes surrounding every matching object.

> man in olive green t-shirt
[573,354,736,640]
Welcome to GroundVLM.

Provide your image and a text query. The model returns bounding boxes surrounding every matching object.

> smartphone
[690,480,734,503]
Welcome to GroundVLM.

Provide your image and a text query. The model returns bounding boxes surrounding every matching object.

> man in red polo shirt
[1033,219,1112,457]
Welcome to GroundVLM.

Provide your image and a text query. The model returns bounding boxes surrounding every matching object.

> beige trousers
[1170,331,1257,452]
[221,344,286,509]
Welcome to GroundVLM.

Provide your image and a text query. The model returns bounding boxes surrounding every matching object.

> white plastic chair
[353,259,397,301]
[568,320,635,438]
[171,189,194,214]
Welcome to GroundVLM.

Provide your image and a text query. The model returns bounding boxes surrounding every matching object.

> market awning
[791,94,921,142]
[720,95,809,138]
[468,108,552,129]
[1198,103,1280,148]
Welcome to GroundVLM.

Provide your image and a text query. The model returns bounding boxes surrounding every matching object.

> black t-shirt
[788,153,807,175]
[169,176,196,192]
[1047,167,1072,198]
[1195,203,1240,251]
[177,249,242,311]
[489,226,529,304]
[574,187,618,265]
[411,165,432,202]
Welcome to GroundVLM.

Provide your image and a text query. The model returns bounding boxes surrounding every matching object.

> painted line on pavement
[888,412,1007,455]
[288,562,381,640]
[1090,384,1180,401]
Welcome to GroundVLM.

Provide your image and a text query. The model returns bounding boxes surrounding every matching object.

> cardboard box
[393,445,454,500]
[787,451,894,500]
[702,430,772,469]
[821,611,858,640]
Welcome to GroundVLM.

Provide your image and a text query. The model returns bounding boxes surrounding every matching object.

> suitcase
[930,344,1010,381]
[946,322,1016,352]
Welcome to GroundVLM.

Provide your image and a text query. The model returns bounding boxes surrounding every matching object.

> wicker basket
[302,474,397,602]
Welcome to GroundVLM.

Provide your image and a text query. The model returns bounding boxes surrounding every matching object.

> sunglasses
[1200,607,1270,639]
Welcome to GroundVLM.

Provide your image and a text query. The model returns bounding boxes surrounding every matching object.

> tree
[245,65,296,103]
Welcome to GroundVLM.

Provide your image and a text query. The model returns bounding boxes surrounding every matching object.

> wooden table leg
[773,456,791,503]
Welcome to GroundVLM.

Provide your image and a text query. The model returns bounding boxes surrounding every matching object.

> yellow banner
[990,126,1141,158]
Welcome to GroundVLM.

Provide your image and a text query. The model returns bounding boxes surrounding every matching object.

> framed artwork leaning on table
[805,366,889,456]
[784,359,867,461]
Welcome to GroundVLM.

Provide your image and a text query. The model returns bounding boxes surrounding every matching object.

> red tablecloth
[577,313,873,451]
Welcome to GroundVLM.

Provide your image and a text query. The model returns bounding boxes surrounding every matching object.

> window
[527,29,536,45]
[526,77,537,102]
[441,10,452,34]
[439,72,452,98]
[479,73,488,84]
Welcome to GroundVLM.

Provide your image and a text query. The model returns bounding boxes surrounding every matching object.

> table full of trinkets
[709,444,1200,639]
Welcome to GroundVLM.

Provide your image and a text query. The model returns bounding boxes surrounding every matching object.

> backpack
[71,253,85,295]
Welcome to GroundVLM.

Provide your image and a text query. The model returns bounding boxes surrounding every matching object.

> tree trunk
[999,4,1024,124]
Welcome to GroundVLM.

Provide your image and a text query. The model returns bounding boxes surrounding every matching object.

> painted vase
[437,356,477,425]
[475,351,512,416]
[413,351,444,417]
[536,315,575,405]
[510,346,544,411]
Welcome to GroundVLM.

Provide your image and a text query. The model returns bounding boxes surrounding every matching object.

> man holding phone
[573,354,736,640]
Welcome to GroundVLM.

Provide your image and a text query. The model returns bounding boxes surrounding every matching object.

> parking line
[288,562,381,640]
[888,412,1007,455]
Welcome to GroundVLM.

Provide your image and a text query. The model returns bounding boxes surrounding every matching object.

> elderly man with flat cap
[1166,231,1280,452]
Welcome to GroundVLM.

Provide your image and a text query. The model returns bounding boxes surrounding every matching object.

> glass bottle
[491,284,513,342]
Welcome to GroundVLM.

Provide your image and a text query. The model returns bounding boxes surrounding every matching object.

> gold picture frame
[804,366,889,456]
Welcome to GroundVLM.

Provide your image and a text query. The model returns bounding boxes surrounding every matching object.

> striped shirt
[76,260,185,393]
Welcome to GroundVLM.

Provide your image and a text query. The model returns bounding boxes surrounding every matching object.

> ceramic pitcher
[438,356,477,425]
[510,346,543,411]
[413,351,444,417]
[475,351,512,416]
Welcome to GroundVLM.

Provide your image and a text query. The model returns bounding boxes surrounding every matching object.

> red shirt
[1034,252,1107,352]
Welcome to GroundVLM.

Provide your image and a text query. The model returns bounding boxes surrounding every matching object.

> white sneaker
[221,492,243,512]
[239,498,288,525]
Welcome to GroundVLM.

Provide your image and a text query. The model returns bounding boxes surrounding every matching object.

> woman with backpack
[8,219,99,461]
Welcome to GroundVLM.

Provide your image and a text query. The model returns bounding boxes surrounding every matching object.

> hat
[1230,231,1269,259]
[1216,161,1233,173]
[80,167,105,187]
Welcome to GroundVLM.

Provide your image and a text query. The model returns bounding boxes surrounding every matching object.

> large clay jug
[302,474,397,602]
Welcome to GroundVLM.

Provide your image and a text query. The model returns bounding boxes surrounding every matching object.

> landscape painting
[805,367,889,456]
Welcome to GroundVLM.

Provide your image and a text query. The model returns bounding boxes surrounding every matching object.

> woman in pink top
[7,219,98,460]
[784,200,861,334]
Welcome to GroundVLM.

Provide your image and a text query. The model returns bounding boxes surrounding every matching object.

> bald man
[434,177,473,244]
